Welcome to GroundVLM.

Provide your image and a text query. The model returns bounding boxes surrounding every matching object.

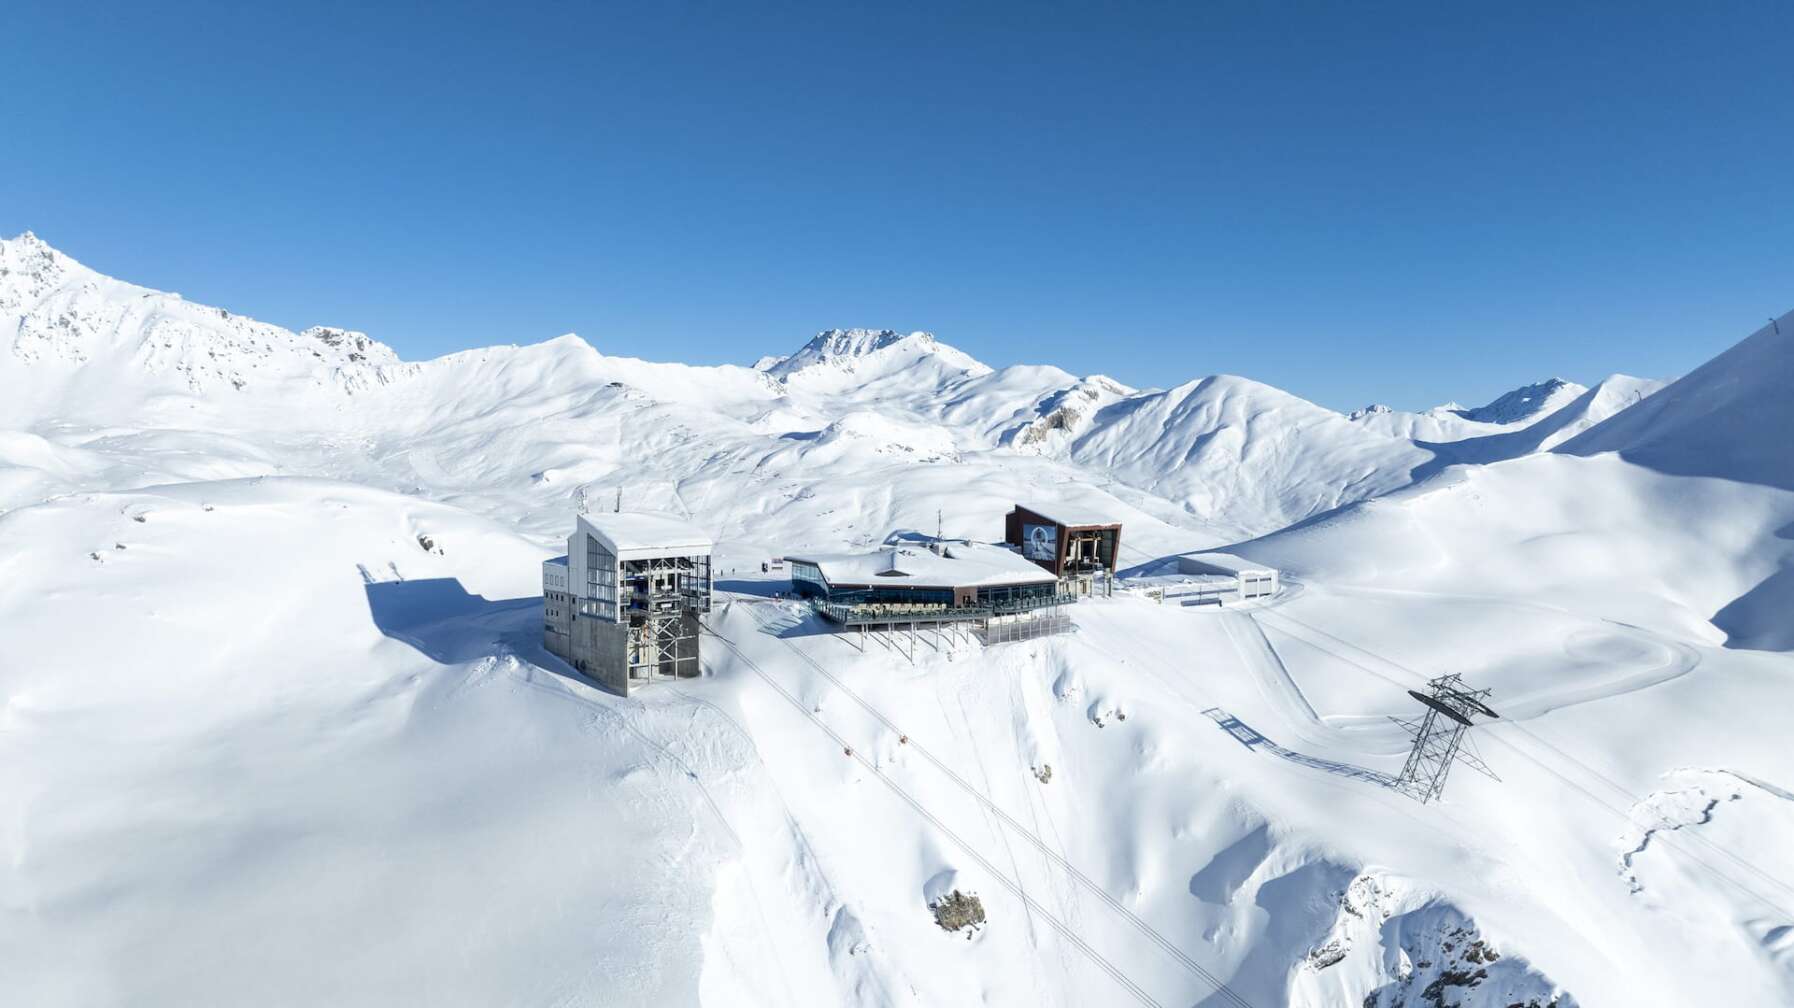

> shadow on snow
[362,571,543,665]
[1202,707,1397,788]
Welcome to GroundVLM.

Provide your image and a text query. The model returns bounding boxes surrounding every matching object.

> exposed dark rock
[929,890,985,938]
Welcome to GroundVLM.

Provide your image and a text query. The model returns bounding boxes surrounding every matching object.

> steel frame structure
[621,554,708,684]
[1395,673,1498,804]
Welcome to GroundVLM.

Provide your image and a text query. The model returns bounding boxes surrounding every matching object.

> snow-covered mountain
[1347,374,1665,452]
[1051,374,1431,535]
[3,232,1790,1007]
[0,236,1447,544]
[1349,377,1590,442]
[1559,315,1794,491]
[762,327,992,385]
[0,232,411,414]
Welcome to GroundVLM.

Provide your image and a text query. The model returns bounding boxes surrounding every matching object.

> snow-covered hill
[1348,374,1665,460]
[0,235,1450,545]
[1051,374,1431,536]
[2,232,1790,1007]
[0,232,412,417]
[1349,378,1591,443]
[1560,313,1794,492]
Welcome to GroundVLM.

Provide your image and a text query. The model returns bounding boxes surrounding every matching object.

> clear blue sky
[3,2,1789,410]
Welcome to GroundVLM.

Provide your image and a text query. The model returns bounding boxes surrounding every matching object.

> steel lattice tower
[1395,673,1499,803]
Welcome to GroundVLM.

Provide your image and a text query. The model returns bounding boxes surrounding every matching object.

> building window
[790,561,827,598]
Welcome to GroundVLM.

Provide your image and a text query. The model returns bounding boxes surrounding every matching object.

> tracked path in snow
[1214,611,1328,747]
[1238,602,1794,923]
[1266,585,1702,720]
[708,610,1260,1008]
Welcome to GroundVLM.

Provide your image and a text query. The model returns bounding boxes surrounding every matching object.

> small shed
[1175,552,1278,600]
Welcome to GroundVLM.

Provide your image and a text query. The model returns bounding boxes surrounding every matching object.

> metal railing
[811,593,1075,626]
[811,599,990,625]
[988,592,1077,615]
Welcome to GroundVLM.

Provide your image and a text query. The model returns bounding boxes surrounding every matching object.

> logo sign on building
[1022,523,1058,562]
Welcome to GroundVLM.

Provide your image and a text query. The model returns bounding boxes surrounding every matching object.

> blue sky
[3,2,1789,410]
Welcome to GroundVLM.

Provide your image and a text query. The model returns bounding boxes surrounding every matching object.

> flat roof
[1015,503,1121,528]
[578,512,714,561]
[791,542,1057,590]
[1177,551,1275,576]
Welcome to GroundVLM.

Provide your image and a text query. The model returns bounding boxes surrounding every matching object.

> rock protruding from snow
[0,230,75,318]
[1004,375,1134,453]
[927,890,986,937]
[1293,872,1577,1008]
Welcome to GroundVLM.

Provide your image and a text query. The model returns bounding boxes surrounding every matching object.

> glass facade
[585,534,620,621]
[790,561,827,598]
[976,582,1059,610]
[795,560,1058,612]
[828,585,954,607]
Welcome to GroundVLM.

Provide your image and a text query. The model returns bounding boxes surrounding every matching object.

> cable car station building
[1003,504,1123,596]
[543,512,713,695]
[787,540,1073,648]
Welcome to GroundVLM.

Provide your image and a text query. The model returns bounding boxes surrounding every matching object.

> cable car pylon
[1394,673,1500,803]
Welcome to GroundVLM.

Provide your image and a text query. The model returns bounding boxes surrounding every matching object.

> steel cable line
[732,610,1258,1008]
[701,622,1169,1008]
[1252,607,1794,920]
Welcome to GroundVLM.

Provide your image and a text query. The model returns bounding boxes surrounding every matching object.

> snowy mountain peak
[1348,403,1394,420]
[764,327,992,385]
[810,327,924,357]
[298,326,404,368]
[1450,377,1584,425]
[0,230,79,313]
[0,232,415,399]
[3,229,53,258]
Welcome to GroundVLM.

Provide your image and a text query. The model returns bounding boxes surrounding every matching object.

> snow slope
[1559,311,1794,492]
[0,481,1599,1006]
[1349,374,1666,460]
[3,232,1792,1007]
[0,235,1466,544]
[1349,378,1592,443]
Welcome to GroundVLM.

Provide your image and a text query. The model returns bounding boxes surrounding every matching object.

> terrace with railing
[810,590,1076,627]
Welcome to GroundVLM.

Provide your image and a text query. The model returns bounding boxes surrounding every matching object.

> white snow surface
[3,233,1792,1007]
[581,510,715,559]
[1349,375,1667,459]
